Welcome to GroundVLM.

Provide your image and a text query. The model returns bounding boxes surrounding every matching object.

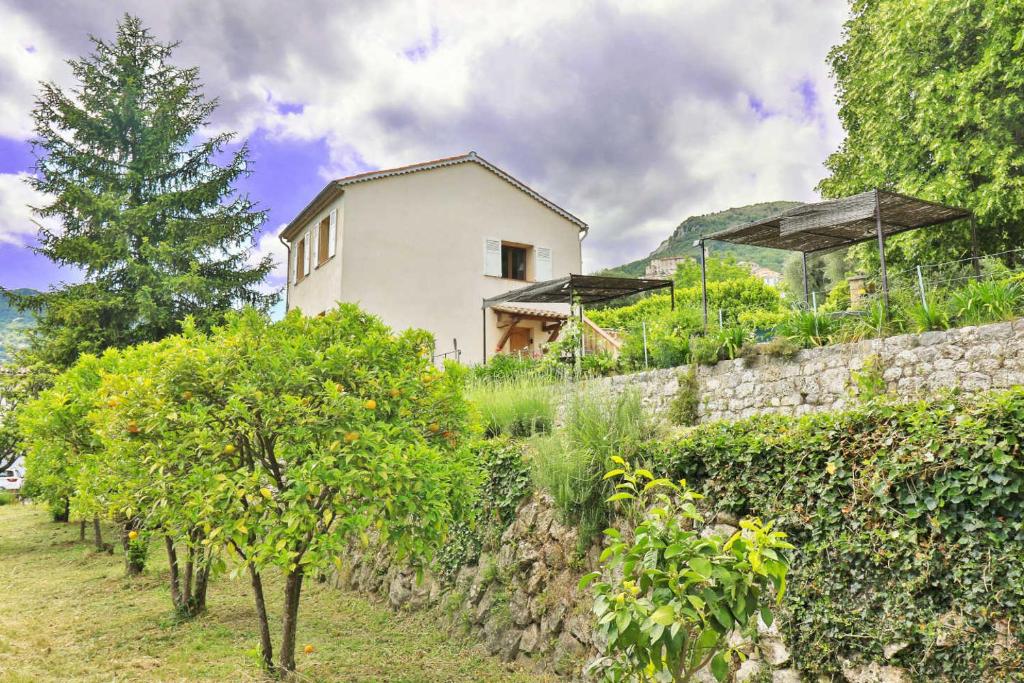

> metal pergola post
[698,239,708,330]
[969,213,981,279]
[481,303,487,364]
[801,252,810,307]
[874,188,890,319]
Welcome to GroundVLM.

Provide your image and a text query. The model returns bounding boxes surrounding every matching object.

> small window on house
[295,237,306,282]
[502,244,528,280]
[317,217,330,266]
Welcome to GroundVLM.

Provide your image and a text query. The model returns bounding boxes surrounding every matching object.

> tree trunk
[183,544,194,609]
[79,519,86,542]
[190,552,211,615]
[93,516,105,552]
[277,569,305,677]
[120,517,146,576]
[165,535,182,611]
[248,564,273,671]
[53,497,70,523]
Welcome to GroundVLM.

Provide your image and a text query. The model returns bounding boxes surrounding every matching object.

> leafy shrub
[581,460,792,682]
[649,390,1024,680]
[469,376,556,438]
[850,354,886,400]
[668,366,700,426]
[0,492,14,506]
[531,389,658,545]
[689,335,721,365]
[580,352,620,377]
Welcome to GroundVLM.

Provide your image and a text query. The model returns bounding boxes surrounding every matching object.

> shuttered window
[317,217,330,267]
[535,246,552,281]
[328,210,338,258]
[303,231,311,276]
[295,236,306,282]
[484,238,502,276]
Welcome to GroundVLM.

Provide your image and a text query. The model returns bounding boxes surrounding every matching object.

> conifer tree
[8,14,276,368]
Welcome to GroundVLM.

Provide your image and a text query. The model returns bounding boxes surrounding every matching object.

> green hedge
[649,390,1024,681]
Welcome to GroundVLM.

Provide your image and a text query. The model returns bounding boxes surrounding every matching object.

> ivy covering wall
[650,389,1024,681]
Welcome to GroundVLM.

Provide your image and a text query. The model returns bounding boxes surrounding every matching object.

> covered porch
[481,274,673,362]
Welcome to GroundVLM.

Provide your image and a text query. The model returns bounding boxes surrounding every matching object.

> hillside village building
[279,153,589,364]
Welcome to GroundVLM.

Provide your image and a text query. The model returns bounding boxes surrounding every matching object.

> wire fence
[799,247,1024,316]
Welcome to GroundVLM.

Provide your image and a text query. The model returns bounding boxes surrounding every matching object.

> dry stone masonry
[584,318,1024,423]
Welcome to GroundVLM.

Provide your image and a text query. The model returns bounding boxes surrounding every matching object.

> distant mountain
[600,201,802,277]
[0,289,37,364]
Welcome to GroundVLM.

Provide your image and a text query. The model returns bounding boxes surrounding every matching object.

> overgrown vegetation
[434,438,533,581]
[668,366,700,426]
[469,376,556,438]
[647,389,1024,680]
[531,389,659,546]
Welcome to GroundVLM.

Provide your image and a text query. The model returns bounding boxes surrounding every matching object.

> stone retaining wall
[583,318,1024,423]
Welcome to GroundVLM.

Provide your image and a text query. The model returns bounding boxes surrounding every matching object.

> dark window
[502,244,527,280]
[317,217,330,266]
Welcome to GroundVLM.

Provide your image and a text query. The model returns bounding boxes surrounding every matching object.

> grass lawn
[0,503,555,682]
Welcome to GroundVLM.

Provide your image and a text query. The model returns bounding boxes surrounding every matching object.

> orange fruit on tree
[181,390,193,401]
[344,431,360,443]
[428,422,440,433]
[303,644,315,654]
[223,444,236,454]
[364,399,377,410]
[127,421,140,434]
[390,388,401,398]
[128,530,138,541]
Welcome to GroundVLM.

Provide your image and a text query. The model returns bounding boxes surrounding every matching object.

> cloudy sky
[0,0,849,294]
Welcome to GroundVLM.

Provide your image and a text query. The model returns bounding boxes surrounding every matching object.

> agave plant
[949,279,1023,325]
[906,294,951,332]
[777,309,836,347]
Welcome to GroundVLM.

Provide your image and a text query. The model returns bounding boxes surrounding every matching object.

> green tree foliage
[6,15,275,370]
[820,0,1024,269]
[579,460,792,682]
[650,390,1024,680]
[83,305,475,676]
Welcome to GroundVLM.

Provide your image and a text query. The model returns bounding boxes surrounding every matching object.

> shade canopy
[482,274,673,309]
[704,189,971,254]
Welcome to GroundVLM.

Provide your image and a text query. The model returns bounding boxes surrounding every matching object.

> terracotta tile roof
[491,304,568,320]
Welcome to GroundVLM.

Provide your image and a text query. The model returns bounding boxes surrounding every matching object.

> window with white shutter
[328,210,337,258]
[310,224,320,268]
[291,241,299,285]
[303,230,311,276]
[535,246,552,281]
[484,238,502,276]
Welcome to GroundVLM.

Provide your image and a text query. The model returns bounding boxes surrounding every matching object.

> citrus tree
[17,355,104,530]
[89,330,224,614]
[580,460,793,682]
[138,306,476,676]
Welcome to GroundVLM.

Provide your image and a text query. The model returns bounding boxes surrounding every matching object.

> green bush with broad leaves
[579,459,792,682]
[647,389,1024,681]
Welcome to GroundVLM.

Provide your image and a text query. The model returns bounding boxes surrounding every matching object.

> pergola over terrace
[481,274,674,362]
[696,188,977,326]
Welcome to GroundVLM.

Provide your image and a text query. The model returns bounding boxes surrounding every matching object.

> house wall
[287,196,346,316]
[287,161,583,364]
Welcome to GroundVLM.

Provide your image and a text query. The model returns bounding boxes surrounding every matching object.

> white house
[279,152,588,364]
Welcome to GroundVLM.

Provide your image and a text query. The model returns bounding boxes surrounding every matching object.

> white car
[1,458,24,492]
